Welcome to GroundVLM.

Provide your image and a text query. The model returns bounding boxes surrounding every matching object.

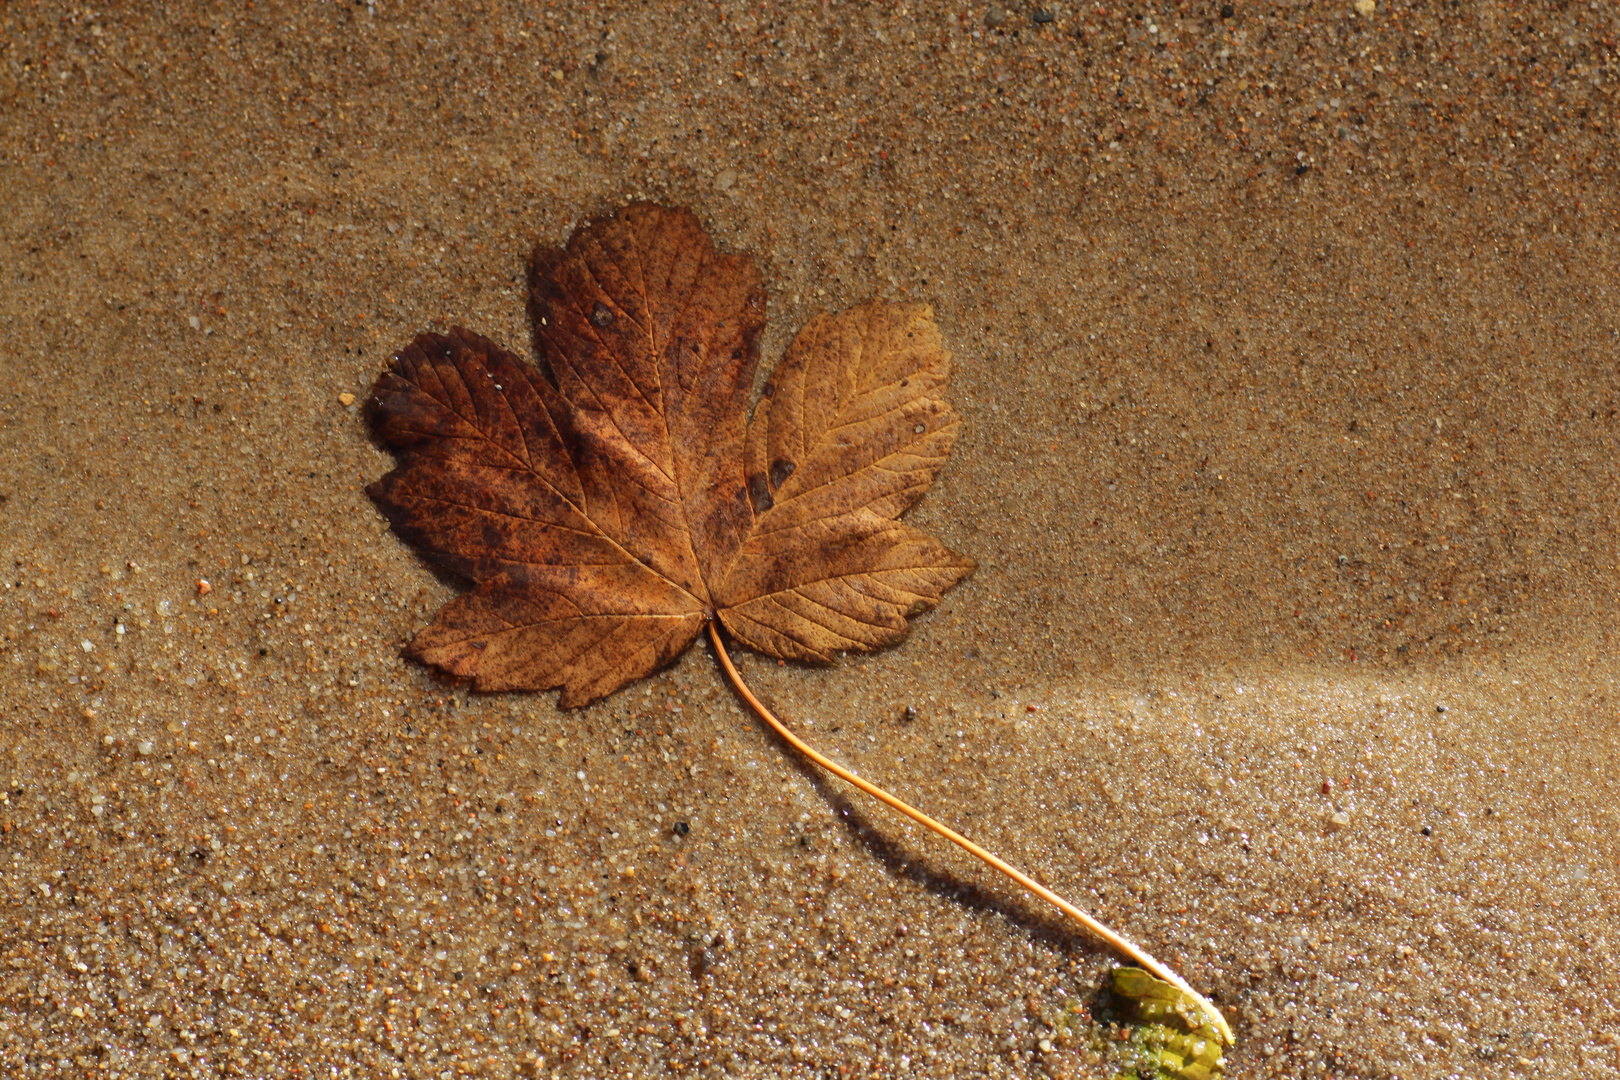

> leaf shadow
[726,655,1098,961]
[358,384,489,611]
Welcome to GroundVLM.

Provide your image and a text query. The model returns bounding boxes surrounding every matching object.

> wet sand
[2,2,1618,1077]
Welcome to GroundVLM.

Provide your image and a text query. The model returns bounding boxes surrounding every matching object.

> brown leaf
[367,204,973,705]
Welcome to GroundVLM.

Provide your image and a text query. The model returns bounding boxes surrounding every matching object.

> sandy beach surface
[2,2,1618,1077]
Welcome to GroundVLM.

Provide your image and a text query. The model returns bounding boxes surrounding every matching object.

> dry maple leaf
[366,203,974,707]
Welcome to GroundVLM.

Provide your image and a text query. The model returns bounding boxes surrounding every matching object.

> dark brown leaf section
[407,573,704,709]
[366,326,705,706]
[527,203,766,604]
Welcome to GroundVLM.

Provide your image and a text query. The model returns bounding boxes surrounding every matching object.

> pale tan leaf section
[408,570,706,708]
[717,516,972,662]
[743,302,959,527]
[716,302,973,661]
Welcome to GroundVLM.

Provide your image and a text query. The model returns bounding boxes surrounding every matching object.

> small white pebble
[81,639,94,653]
[188,315,201,330]
[137,741,154,756]
[1328,811,1352,831]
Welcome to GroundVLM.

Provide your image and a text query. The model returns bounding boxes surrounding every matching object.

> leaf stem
[707,622,1234,1047]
